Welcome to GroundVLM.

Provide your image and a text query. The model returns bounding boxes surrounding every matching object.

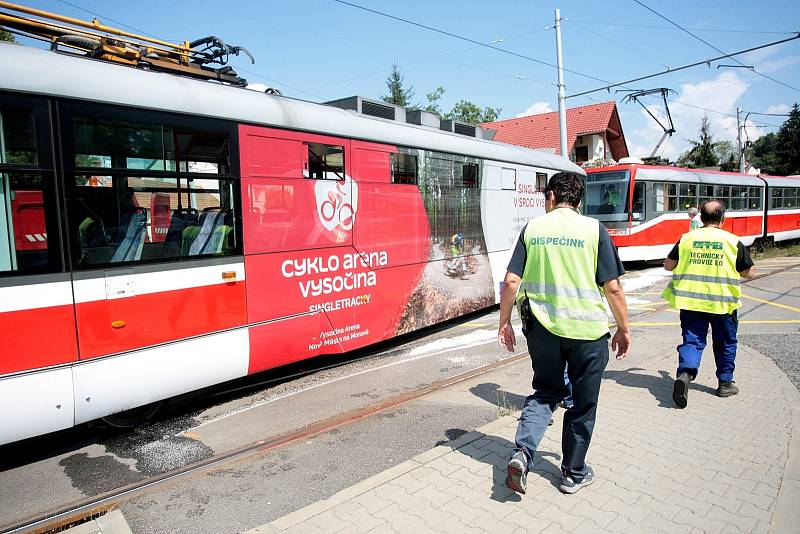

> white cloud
[767,104,791,114]
[516,101,553,117]
[758,56,800,74]
[626,71,764,161]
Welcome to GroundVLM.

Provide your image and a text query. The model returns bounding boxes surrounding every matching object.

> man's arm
[664,241,680,271]
[739,265,756,279]
[664,258,678,271]
[603,278,631,360]
[498,272,521,352]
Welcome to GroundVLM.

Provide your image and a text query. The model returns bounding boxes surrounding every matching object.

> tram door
[56,104,248,423]
[0,95,78,443]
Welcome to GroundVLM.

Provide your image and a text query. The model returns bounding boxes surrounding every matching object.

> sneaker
[672,372,690,409]
[559,466,595,494]
[548,417,554,426]
[506,450,528,494]
[717,381,739,397]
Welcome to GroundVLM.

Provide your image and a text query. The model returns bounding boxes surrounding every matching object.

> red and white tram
[585,164,800,262]
[0,42,581,445]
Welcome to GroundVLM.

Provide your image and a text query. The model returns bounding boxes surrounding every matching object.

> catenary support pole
[736,106,745,174]
[555,9,568,160]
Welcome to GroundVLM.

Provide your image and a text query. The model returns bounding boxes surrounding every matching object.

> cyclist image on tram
[444,231,469,280]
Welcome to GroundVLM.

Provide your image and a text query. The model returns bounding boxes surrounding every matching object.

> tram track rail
[2,350,529,534]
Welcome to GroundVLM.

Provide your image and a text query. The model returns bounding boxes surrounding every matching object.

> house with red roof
[482,101,629,166]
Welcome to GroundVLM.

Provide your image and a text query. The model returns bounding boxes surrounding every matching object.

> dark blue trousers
[677,309,738,382]
[514,314,608,480]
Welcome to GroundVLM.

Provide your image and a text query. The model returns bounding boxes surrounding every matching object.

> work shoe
[717,381,739,397]
[559,465,595,494]
[672,372,690,409]
[506,450,528,494]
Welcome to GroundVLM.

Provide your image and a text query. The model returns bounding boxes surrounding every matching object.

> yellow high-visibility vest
[662,226,741,314]
[516,208,608,340]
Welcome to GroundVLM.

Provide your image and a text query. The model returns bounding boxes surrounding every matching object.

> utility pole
[736,106,746,174]
[554,9,568,160]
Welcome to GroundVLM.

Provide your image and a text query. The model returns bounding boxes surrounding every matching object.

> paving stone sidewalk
[248,342,800,534]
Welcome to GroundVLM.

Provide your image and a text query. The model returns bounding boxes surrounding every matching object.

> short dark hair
[700,198,726,225]
[545,171,584,208]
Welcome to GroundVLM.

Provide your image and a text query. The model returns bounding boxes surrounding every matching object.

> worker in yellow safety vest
[498,171,631,496]
[662,199,755,409]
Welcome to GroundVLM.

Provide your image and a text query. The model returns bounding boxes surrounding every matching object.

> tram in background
[585,164,800,262]
[0,40,582,445]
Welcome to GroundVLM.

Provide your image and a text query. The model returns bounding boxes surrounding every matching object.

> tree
[715,140,738,172]
[381,63,414,107]
[749,132,778,174]
[424,86,445,115]
[676,115,721,168]
[774,103,800,176]
[0,28,15,42]
[444,100,501,124]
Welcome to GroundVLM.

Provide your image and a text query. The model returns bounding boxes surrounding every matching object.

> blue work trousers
[677,309,738,382]
[514,314,608,480]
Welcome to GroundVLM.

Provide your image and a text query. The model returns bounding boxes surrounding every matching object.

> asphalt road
[1,256,798,533]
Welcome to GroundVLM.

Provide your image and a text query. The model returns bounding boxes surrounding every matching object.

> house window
[575,146,589,163]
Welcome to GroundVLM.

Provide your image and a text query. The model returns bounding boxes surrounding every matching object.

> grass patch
[496,389,519,417]
[752,238,800,260]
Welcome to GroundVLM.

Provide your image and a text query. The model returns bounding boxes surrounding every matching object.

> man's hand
[611,328,630,360]
[498,322,516,352]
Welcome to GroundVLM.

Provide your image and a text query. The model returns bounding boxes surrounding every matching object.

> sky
[9,0,800,160]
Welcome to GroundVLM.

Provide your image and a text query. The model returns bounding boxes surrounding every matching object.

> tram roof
[0,43,583,174]
[591,164,764,187]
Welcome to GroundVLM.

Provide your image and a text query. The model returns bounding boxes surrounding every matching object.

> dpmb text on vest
[662,226,742,315]
[516,208,608,341]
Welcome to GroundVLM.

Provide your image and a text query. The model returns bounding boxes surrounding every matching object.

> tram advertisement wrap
[241,125,496,372]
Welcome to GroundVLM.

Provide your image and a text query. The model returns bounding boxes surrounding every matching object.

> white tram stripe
[25,235,36,242]
[72,261,246,304]
[0,281,73,313]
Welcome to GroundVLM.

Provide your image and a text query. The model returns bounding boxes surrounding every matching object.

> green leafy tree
[0,28,15,42]
[715,140,738,172]
[424,86,445,115]
[444,100,501,124]
[381,63,414,107]
[749,132,778,174]
[774,103,800,176]
[676,115,721,168]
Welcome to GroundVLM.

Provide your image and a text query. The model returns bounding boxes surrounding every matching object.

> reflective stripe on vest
[517,208,608,340]
[661,226,741,314]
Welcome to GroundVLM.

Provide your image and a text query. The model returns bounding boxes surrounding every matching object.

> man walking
[498,172,630,495]
[663,199,755,408]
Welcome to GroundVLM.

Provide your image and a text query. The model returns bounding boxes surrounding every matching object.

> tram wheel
[101,401,163,429]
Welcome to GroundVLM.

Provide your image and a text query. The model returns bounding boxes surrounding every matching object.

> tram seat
[110,209,147,263]
[162,208,199,257]
[183,208,233,256]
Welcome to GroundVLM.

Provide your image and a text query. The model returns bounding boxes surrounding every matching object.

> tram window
[714,185,730,205]
[666,183,678,211]
[698,185,714,204]
[501,168,516,190]
[631,182,645,221]
[69,174,238,267]
[0,107,38,166]
[652,183,666,212]
[305,143,344,180]
[73,117,231,174]
[391,152,418,185]
[748,187,762,209]
[730,186,748,210]
[0,173,56,274]
[536,172,548,192]
[462,163,479,188]
[784,188,798,208]
[678,183,697,210]
[770,188,783,209]
[1,101,59,276]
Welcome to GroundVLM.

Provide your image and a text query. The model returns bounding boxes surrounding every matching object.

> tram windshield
[585,171,631,222]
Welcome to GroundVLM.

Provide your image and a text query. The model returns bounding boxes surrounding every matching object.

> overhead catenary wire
[566,34,800,100]
[568,19,796,36]
[329,0,615,86]
[631,0,800,93]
